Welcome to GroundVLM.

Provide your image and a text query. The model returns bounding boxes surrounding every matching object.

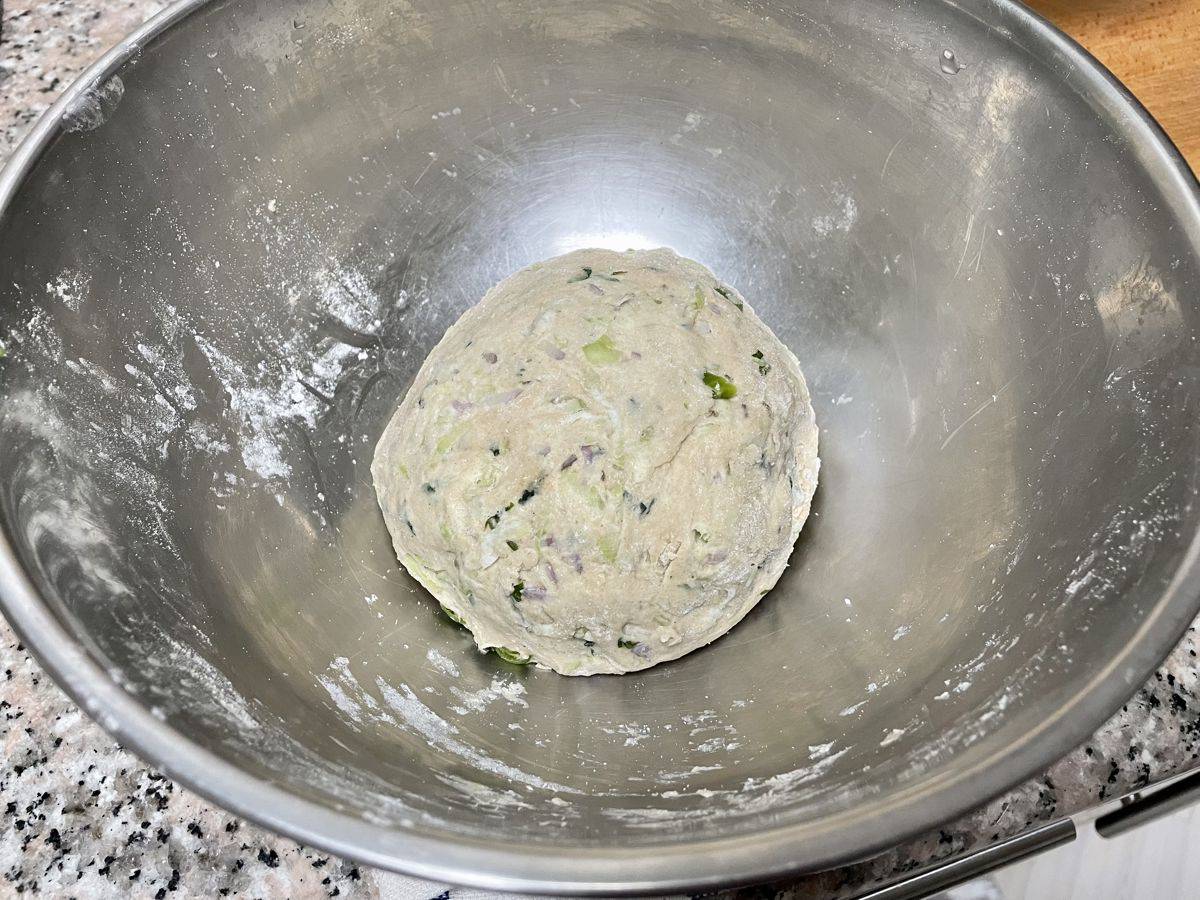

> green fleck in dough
[703,371,738,399]
[714,284,743,310]
[436,423,467,453]
[494,647,533,664]
[598,534,618,563]
[582,334,621,365]
[440,603,466,625]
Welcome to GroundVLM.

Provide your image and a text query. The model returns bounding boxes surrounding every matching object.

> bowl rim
[2,0,1200,893]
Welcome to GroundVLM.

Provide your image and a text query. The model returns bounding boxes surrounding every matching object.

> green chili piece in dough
[752,349,771,375]
[598,535,618,563]
[494,647,533,664]
[583,334,622,365]
[702,371,737,399]
[439,603,465,626]
[714,284,743,310]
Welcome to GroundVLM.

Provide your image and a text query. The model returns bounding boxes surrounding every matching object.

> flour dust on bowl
[0,0,1198,892]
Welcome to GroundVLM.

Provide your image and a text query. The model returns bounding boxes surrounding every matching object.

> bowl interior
[2,0,1200,882]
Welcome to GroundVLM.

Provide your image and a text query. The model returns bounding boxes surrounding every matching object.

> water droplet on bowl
[940,49,965,75]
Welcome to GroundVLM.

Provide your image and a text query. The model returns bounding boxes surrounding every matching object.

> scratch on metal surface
[939,391,1001,452]
[880,134,905,181]
[940,359,1040,451]
[943,319,1098,450]
[412,152,438,188]
[953,211,976,279]
[492,59,515,101]
[971,228,987,274]
[889,331,918,443]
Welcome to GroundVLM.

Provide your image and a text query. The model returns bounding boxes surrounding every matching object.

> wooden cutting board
[1028,0,1200,171]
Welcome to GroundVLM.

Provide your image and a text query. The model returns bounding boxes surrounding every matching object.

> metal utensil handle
[1096,768,1200,839]
[854,819,1076,899]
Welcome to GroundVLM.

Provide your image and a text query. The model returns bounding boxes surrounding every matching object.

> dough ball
[372,248,819,675]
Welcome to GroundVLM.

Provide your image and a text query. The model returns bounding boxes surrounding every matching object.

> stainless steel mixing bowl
[2,0,1199,892]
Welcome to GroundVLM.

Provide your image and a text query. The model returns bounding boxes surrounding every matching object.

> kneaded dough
[372,248,819,675]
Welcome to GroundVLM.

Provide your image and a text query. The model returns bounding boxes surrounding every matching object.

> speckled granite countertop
[3,3,1200,898]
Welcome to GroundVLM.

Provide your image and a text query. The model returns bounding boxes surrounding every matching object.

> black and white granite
[3,3,1200,897]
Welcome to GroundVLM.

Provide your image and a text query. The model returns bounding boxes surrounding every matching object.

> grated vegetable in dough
[372,248,818,675]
